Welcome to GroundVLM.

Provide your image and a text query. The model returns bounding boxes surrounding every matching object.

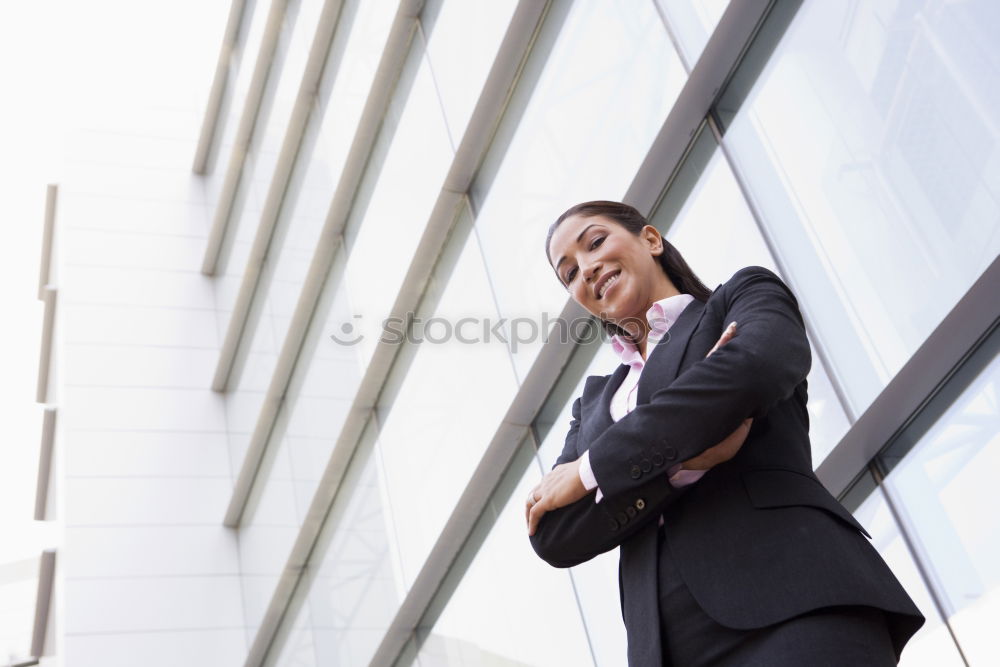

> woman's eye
[589,236,605,250]
[566,267,577,283]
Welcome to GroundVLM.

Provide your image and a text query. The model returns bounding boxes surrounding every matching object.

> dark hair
[545,200,713,340]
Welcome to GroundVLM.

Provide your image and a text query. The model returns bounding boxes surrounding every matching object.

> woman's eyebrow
[554,223,600,273]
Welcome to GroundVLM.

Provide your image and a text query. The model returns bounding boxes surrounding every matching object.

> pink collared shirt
[578,293,706,510]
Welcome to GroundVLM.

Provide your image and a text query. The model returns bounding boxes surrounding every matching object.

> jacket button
[626,506,637,518]
[664,447,677,461]
[609,518,620,531]
[616,511,629,525]
[635,498,646,510]
[640,458,652,472]
[651,453,664,467]
[630,465,642,479]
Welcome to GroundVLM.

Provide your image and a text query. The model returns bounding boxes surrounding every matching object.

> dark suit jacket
[529,266,924,666]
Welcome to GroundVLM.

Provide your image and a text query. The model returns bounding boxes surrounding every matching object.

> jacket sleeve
[529,397,687,568]
[587,266,811,501]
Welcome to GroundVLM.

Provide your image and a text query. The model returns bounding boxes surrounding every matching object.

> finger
[528,500,547,536]
[524,488,540,524]
[706,322,737,357]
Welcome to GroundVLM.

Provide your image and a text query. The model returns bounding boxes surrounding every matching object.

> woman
[526,201,924,666]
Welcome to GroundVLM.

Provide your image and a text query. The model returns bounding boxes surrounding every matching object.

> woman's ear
[641,225,664,256]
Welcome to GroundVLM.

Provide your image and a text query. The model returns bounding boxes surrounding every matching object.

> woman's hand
[679,321,753,471]
[526,458,589,536]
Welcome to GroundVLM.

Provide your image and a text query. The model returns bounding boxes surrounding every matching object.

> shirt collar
[610,293,696,370]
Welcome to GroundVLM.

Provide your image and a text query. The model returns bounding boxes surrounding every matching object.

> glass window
[852,484,965,666]
[472,0,688,383]
[882,351,1000,665]
[341,38,456,373]
[533,350,626,667]
[372,203,520,589]
[422,0,519,142]
[414,438,595,667]
[237,242,365,630]
[651,148,851,465]
[654,0,730,66]
[273,420,399,666]
[722,0,1000,415]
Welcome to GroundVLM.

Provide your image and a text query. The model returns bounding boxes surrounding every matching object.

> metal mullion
[193,0,254,174]
[210,0,350,392]
[224,0,424,531]
[34,408,57,521]
[38,184,58,300]
[201,0,296,276]
[816,257,1000,497]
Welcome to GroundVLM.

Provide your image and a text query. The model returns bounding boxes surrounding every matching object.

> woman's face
[548,214,675,327]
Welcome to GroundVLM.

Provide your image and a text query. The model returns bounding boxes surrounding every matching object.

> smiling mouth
[596,270,621,300]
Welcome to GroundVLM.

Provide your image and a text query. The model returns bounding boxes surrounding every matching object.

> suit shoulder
[730,265,782,284]
[720,265,793,295]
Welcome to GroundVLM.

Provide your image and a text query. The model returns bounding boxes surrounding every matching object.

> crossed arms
[529,267,811,567]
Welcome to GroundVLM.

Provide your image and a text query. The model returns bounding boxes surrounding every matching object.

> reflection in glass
[724,0,1000,415]
[274,420,399,666]
[884,351,1000,665]
[238,243,364,630]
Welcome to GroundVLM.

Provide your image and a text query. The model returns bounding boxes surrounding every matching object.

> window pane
[883,351,1000,665]
[414,439,595,667]
[473,0,687,383]
[342,43,456,372]
[723,0,1000,415]
[238,242,363,633]
[273,420,397,666]
[373,203,519,589]
[852,484,965,665]
[533,349,627,667]
[654,0,729,65]
[423,0,519,142]
[652,149,851,466]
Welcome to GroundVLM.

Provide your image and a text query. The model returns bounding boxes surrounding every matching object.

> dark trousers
[656,525,897,666]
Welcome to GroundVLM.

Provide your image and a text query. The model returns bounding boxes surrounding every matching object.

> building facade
[40,0,999,665]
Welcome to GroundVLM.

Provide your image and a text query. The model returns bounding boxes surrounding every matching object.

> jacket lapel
[636,298,706,405]
[579,297,708,448]
[580,363,628,449]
